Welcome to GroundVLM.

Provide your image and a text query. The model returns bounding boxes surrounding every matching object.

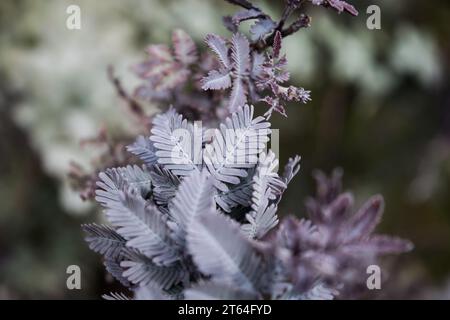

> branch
[253,14,311,51]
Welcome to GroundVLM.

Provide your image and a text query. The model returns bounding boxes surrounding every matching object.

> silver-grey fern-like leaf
[100,188,181,267]
[214,173,254,212]
[282,155,301,185]
[229,78,247,112]
[168,170,215,247]
[251,151,285,207]
[150,108,202,176]
[82,223,127,260]
[187,211,268,293]
[149,165,180,206]
[127,136,158,167]
[251,52,265,80]
[242,199,278,239]
[231,33,250,78]
[228,33,251,111]
[241,152,285,238]
[297,283,339,300]
[201,70,232,90]
[185,281,259,300]
[205,34,230,69]
[203,104,271,192]
[250,17,276,41]
[104,258,132,287]
[120,251,186,290]
[117,165,152,197]
[95,165,152,203]
[102,292,131,300]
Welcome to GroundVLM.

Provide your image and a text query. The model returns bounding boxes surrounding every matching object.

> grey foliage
[127,136,158,167]
[150,108,202,176]
[85,102,411,301]
[250,17,276,41]
[168,170,215,247]
[187,212,269,294]
[149,165,180,206]
[101,189,181,266]
[104,259,132,287]
[83,0,412,301]
[242,152,286,239]
[202,33,251,112]
[120,252,186,289]
[95,165,151,204]
[297,283,339,300]
[203,104,271,192]
[214,174,254,212]
[282,155,301,185]
[102,292,131,300]
[82,223,127,260]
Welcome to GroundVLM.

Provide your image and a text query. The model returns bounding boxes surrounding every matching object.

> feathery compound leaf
[203,105,271,192]
[205,34,230,69]
[120,251,186,290]
[187,212,268,293]
[231,33,250,77]
[185,281,259,300]
[118,165,152,197]
[149,165,180,206]
[102,292,131,300]
[251,52,266,79]
[229,78,247,112]
[168,170,215,247]
[103,190,181,267]
[250,18,276,41]
[201,70,232,90]
[242,201,278,239]
[228,33,251,111]
[150,108,202,176]
[82,223,127,260]
[251,151,286,208]
[104,258,132,287]
[344,195,384,243]
[297,283,338,300]
[172,29,198,65]
[282,155,301,185]
[127,136,158,167]
[215,173,254,212]
[242,152,286,239]
[95,165,152,203]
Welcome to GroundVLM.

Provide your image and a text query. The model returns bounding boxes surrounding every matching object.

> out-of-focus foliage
[0,0,449,299]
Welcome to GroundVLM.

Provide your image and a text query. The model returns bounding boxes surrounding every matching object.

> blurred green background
[0,0,449,299]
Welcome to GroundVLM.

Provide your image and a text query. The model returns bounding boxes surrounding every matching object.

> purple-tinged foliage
[79,0,412,300]
[82,107,412,300]
[272,169,413,298]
